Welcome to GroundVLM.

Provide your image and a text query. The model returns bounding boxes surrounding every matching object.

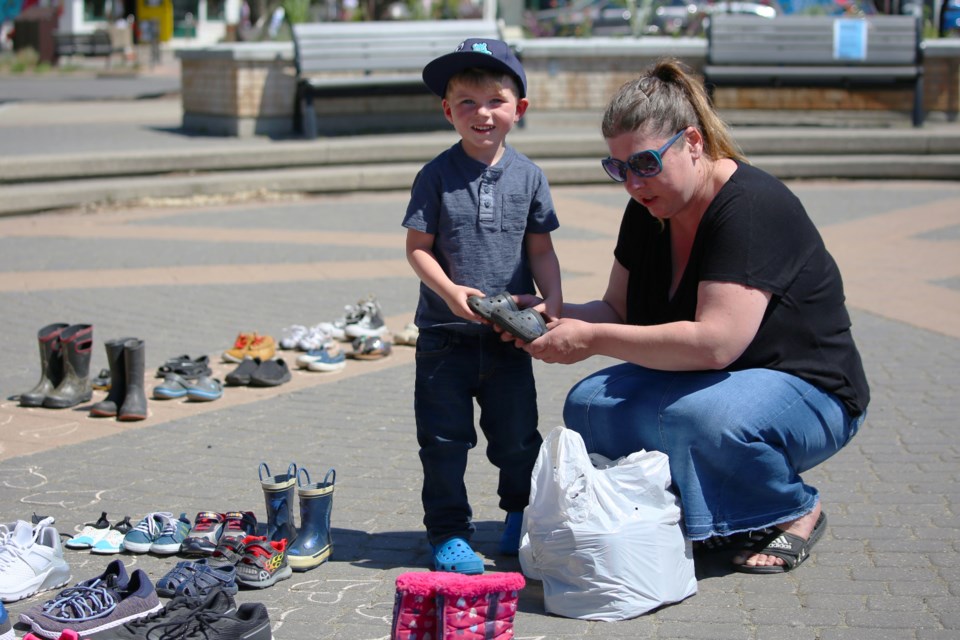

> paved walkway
[1,176,958,638]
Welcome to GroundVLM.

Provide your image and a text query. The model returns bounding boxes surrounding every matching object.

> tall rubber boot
[90,337,135,418]
[259,462,298,543]
[118,339,147,422]
[287,467,335,571]
[43,324,93,409]
[20,323,69,407]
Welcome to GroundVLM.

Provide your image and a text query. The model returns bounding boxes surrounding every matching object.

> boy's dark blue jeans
[415,327,542,546]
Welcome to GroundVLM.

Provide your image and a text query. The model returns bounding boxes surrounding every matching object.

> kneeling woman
[518,59,869,573]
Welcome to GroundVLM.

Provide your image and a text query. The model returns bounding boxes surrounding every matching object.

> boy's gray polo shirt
[403,142,559,332]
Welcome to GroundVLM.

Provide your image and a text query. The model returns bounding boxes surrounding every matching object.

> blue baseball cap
[422,38,527,99]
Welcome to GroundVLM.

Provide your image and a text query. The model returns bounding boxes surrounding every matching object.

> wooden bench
[704,15,924,127]
[290,19,502,139]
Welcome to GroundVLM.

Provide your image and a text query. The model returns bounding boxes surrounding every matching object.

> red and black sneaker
[234,536,293,588]
[221,511,257,542]
[180,511,225,556]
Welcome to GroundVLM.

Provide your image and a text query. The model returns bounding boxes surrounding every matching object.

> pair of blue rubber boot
[259,462,335,572]
[432,512,523,575]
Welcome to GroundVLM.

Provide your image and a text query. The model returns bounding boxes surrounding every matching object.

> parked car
[526,0,633,37]
[784,0,877,15]
[942,0,960,36]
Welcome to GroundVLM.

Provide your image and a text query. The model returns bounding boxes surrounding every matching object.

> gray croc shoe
[467,292,518,320]
[490,306,548,343]
[185,377,223,402]
[153,373,189,399]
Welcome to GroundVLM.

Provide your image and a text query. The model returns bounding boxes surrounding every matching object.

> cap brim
[422,52,525,98]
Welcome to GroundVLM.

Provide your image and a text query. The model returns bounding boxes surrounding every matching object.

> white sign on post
[834,19,868,61]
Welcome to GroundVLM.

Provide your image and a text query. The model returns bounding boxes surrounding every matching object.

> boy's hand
[445,286,485,322]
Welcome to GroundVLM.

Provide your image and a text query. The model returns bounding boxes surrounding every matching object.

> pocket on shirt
[501,194,529,233]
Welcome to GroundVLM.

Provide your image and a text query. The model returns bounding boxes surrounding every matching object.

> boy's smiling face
[442,74,528,165]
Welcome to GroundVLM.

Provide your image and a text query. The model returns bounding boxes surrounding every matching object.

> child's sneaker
[234,536,293,589]
[28,569,162,639]
[279,325,308,350]
[296,324,334,352]
[220,511,257,543]
[122,512,170,554]
[297,342,346,372]
[0,518,71,603]
[0,601,13,640]
[180,512,225,556]
[345,297,388,338]
[150,513,192,555]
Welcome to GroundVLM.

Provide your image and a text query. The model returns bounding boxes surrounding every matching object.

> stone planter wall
[177,37,960,137]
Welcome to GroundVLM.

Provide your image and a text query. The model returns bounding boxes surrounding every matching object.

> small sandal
[156,355,213,381]
[490,306,548,342]
[156,560,203,597]
[174,563,238,597]
[734,512,827,574]
[91,369,112,391]
[433,537,484,575]
[349,336,392,360]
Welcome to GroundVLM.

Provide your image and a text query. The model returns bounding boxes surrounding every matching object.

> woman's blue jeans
[415,328,542,546]
[563,363,864,540]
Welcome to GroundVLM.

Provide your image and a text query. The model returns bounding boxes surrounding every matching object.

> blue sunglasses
[601,129,687,182]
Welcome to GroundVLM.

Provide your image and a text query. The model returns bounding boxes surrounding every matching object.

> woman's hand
[523,318,596,364]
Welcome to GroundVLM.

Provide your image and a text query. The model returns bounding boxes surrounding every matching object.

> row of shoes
[279,295,390,351]
[64,512,132,555]
[11,559,271,640]
[157,534,293,594]
[17,325,149,422]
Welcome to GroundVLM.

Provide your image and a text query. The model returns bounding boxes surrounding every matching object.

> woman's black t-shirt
[613,162,869,417]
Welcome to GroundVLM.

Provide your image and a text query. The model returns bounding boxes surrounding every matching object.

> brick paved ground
[0,181,958,639]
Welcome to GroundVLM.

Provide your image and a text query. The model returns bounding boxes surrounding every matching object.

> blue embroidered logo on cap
[471,42,492,55]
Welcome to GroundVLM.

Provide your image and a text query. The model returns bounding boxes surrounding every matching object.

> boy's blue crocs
[433,538,484,575]
[499,512,523,556]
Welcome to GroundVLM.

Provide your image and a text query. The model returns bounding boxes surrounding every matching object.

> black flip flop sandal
[734,512,827,574]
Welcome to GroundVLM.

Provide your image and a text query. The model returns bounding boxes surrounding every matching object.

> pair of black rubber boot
[89,337,148,421]
[21,323,95,409]
[259,462,335,572]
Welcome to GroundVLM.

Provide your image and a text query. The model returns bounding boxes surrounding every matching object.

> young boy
[402,38,562,575]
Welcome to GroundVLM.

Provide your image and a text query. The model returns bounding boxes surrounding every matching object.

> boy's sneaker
[279,325,308,350]
[180,512,225,556]
[345,298,388,338]
[296,324,334,351]
[220,511,257,543]
[19,559,130,626]
[150,513,192,555]
[0,602,13,640]
[297,342,346,372]
[122,513,170,554]
[0,518,71,603]
[28,569,162,640]
[234,536,293,589]
[206,535,247,569]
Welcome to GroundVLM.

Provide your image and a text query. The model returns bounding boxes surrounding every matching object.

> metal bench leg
[301,93,318,140]
[912,73,924,128]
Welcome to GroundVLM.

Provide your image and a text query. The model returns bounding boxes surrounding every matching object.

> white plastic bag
[519,426,697,621]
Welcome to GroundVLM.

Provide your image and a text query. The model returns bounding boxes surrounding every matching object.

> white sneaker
[297,324,334,351]
[0,519,71,603]
[345,298,388,338]
[279,325,309,350]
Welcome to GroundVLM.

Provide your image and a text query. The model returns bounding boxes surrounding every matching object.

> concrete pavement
[0,179,958,639]
[0,63,959,639]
